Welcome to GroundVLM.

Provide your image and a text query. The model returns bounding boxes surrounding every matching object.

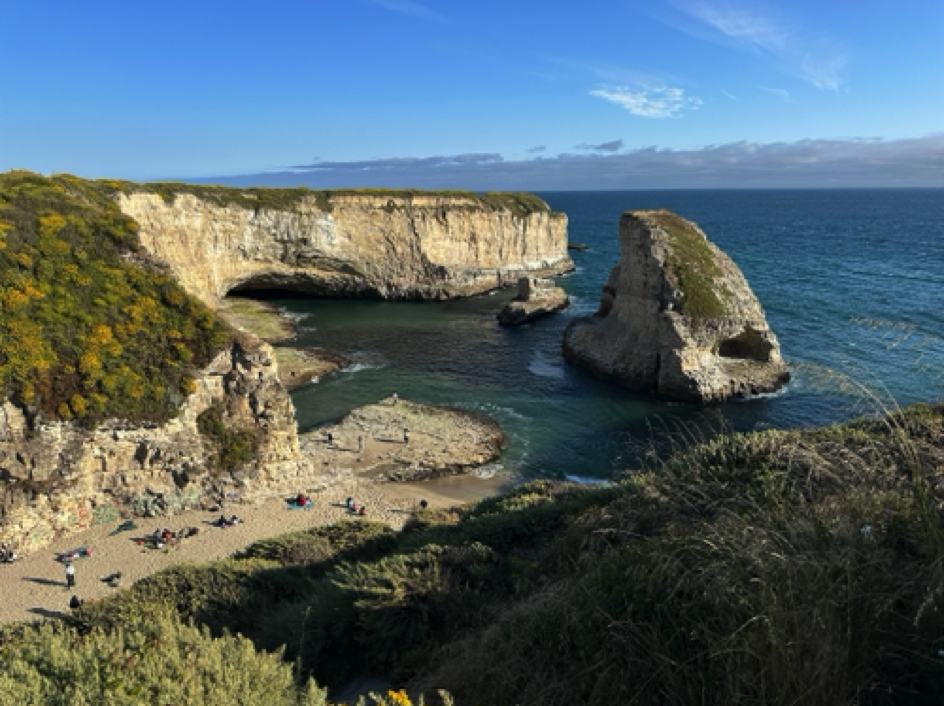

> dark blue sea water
[262,190,944,482]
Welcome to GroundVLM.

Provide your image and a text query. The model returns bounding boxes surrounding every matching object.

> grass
[643,209,730,318]
[94,179,555,219]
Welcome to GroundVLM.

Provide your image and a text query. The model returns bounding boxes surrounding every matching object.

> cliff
[562,209,789,402]
[113,185,573,307]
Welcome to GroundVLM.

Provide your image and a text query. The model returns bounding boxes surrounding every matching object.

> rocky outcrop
[0,333,300,554]
[116,189,572,308]
[562,210,789,403]
[497,277,570,326]
[298,398,506,482]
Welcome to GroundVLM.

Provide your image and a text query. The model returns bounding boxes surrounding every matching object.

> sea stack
[562,209,789,403]
[497,277,569,326]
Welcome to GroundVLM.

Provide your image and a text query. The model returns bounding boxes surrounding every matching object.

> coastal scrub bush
[0,171,230,424]
[0,611,328,705]
[197,402,261,471]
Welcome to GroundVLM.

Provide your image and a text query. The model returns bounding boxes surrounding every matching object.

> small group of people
[214,514,243,528]
[0,543,18,563]
[344,497,368,516]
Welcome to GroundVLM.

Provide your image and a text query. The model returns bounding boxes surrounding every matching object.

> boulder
[497,277,570,326]
[562,210,789,402]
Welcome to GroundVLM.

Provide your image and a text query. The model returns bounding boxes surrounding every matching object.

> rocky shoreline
[217,297,349,390]
[301,397,507,483]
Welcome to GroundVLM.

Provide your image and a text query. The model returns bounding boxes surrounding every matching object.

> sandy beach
[0,470,512,627]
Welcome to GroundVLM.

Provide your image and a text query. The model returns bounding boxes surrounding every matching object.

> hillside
[0,171,230,425]
[1,402,941,705]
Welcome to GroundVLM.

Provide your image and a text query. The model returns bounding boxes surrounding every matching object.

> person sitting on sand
[296,493,308,507]
[345,497,354,509]
[69,594,83,611]
[358,505,367,517]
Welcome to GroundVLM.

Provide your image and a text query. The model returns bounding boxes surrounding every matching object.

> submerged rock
[497,277,569,327]
[562,209,789,402]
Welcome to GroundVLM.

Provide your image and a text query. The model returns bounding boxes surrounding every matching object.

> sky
[2,0,943,189]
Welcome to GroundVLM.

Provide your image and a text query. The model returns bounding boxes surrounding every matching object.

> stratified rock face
[562,210,789,402]
[117,191,572,308]
[497,277,570,326]
[0,333,299,554]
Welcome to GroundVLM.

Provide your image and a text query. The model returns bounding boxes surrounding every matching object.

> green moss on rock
[645,209,729,318]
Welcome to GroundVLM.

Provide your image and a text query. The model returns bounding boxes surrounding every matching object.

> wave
[278,308,312,324]
[528,351,565,379]
[564,473,610,485]
[340,351,389,374]
[471,463,504,479]
[464,402,530,422]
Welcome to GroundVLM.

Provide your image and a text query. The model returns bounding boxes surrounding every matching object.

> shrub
[0,171,231,424]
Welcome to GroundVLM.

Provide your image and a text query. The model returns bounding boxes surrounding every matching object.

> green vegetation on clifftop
[0,171,230,424]
[645,209,730,318]
[95,179,553,220]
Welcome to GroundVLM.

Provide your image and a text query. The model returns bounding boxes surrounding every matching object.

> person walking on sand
[392,392,398,406]
[65,561,76,589]
[357,435,363,453]
[403,428,410,444]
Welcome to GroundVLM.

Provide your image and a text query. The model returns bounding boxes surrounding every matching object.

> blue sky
[2,0,943,188]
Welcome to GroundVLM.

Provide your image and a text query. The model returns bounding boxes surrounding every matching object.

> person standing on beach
[403,428,410,444]
[357,436,363,453]
[392,393,398,406]
[65,562,76,589]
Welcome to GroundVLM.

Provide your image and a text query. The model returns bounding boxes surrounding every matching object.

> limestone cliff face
[563,210,789,403]
[116,191,572,308]
[0,333,301,554]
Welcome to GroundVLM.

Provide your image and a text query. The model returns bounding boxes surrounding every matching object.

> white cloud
[590,86,702,118]
[668,1,847,91]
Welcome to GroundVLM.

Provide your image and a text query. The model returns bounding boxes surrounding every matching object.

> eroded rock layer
[0,333,303,553]
[562,210,789,402]
[117,189,572,307]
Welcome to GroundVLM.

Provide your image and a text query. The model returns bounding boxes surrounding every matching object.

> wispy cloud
[366,0,446,23]
[590,86,702,119]
[576,139,624,153]
[527,145,547,154]
[760,86,791,103]
[213,134,944,190]
[668,1,846,90]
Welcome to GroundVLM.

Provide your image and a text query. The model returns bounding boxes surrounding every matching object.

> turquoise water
[253,190,944,482]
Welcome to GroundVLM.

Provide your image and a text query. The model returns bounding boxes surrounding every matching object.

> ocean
[263,189,944,482]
